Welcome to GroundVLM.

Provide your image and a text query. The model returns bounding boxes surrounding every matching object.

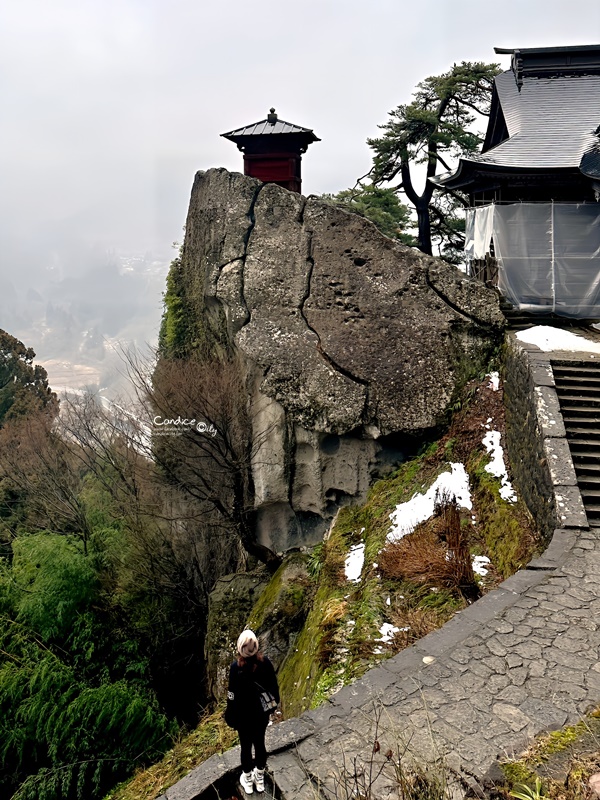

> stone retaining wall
[503,335,587,537]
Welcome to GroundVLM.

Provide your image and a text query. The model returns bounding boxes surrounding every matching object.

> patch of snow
[388,463,472,542]
[472,555,491,576]
[488,372,500,391]
[516,325,600,354]
[482,430,517,502]
[344,543,365,583]
[376,623,407,642]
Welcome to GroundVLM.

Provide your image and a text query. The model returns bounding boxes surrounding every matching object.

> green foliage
[469,452,533,577]
[320,185,417,245]
[246,554,308,632]
[0,609,174,800]
[510,778,548,800]
[0,329,57,424]
[158,252,193,358]
[10,533,97,641]
[307,542,324,581]
[158,246,228,359]
[501,709,600,800]
[367,61,500,258]
[370,63,499,172]
[0,504,176,799]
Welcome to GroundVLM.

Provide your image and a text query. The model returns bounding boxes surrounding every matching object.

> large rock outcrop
[179,168,504,552]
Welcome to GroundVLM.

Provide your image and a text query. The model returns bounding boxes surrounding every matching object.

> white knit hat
[237,629,259,658]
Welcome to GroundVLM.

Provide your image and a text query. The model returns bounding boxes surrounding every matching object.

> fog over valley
[1,241,169,397]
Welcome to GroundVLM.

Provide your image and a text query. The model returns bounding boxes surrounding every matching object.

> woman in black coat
[225,629,280,795]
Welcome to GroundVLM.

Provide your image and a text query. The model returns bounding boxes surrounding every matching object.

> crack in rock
[215,183,265,333]
[425,267,500,330]
[298,230,370,400]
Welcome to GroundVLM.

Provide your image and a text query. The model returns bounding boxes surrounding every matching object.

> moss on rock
[205,571,269,701]
[246,552,310,671]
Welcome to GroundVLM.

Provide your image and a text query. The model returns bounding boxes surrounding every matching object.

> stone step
[580,487,600,498]
[556,393,600,404]
[561,404,600,415]
[566,429,600,440]
[554,373,600,384]
[553,361,600,371]
[557,395,600,407]
[576,471,600,482]
[554,385,600,396]
[553,360,600,369]
[564,422,600,432]
[563,414,600,431]
[569,448,600,460]
[575,462,600,473]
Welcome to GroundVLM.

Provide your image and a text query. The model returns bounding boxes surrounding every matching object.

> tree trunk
[416,201,433,255]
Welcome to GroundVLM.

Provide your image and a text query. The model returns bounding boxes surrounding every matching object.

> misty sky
[1,0,599,379]
[2,0,599,257]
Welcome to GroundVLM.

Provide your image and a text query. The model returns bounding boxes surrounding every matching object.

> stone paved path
[162,525,600,800]
[267,526,600,799]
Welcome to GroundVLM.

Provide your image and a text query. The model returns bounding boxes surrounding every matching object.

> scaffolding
[466,203,600,317]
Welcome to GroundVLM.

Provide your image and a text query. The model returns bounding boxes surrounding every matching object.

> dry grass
[388,606,454,649]
[378,497,480,601]
[322,597,348,627]
[321,540,347,587]
[102,708,238,800]
[317,597,349,666]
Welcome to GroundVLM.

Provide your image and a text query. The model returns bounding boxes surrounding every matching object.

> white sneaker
[240,771,254,795]
[253,767,265,793]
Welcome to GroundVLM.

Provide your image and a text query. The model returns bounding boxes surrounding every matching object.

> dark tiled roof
[222,117,320,141]
[475,71,600,169]
[435,46,600,187]
[495,44,600,55]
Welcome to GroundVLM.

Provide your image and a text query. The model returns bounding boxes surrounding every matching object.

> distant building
[436,44,600,318]
[221,109,320,193]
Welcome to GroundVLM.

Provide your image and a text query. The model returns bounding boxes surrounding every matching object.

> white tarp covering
[469,203,600,317]
[465,205,495,259]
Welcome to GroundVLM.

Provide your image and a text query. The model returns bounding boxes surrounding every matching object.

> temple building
[435,44,600,318]
[221,109,320,193]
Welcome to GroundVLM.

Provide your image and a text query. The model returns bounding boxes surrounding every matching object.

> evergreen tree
[320,184,417,245]
[0,330,57,424]
[367,61,500,259]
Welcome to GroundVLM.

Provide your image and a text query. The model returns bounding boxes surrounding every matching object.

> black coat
[224,655,280,730]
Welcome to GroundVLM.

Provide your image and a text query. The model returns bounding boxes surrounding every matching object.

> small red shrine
[221,109,320,193]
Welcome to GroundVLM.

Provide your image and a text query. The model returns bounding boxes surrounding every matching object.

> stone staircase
[553,359,600,526]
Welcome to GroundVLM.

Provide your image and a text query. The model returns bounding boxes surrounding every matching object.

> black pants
[238,719,269,773]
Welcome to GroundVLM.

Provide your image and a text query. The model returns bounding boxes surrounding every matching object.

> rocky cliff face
[178,168,504,553]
